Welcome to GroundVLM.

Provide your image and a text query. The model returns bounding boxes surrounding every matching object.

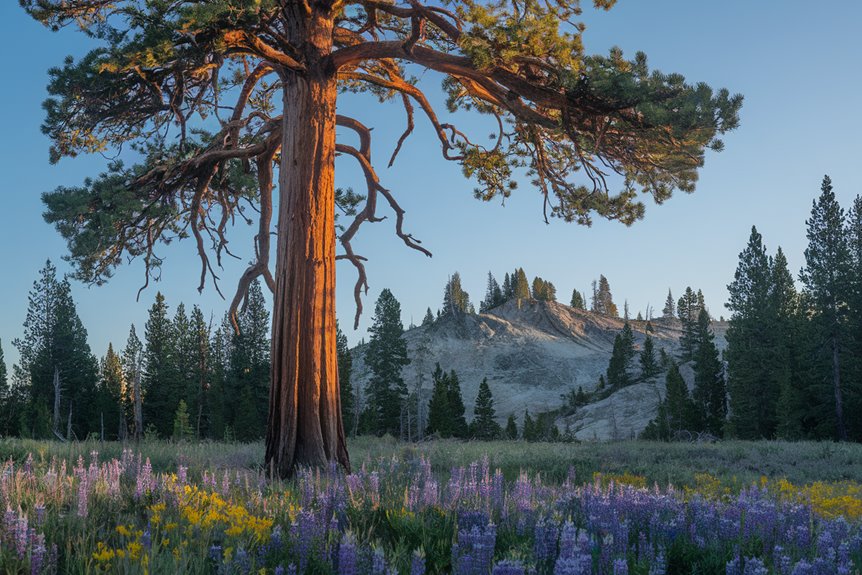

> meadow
[2,438,862,574]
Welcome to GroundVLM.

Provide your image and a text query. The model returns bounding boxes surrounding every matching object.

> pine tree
[513,268,531,300]
[592,275,618,316]
[13,263,99,439]
[365,289,410,436]
[0,339,15,437]
[471,378,501,439]
[772,248,806,440]
[692,308,725,436]
[425,364,451,437]
[800,175,852,440]
[447,370,469,438]
[336,323,355,436]
[227,279,271,441]
[606,322,634,387]
[640,335,659,379]
[505,414,519,440]
[570,289,585,310]
[142,292,175,437]
[532,277,557,302]
[121,325,144,440]
[422,307,435,327]
[677,287,703,361]
[846,196,862,440]
[664,363,696,434]
[725,226,777,439]
[98,343,125,440]
[442,272,472,315]
[188,306,211,438]
[522,410,536,441]
[662,289,675,318]
[480,272,504,312]
[207,315,233,440]
[172,399,192,441]
[502,273,513,301]
[172,303,194,412]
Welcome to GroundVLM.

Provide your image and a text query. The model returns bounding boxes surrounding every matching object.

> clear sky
[2,1,861,367]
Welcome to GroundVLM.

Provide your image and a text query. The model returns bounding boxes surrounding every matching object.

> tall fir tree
[505,413,519,440]
[592,275,618,316]
[639,335,660,379]
[512,268,531,300]
[121,325,144,440]
[142,292,175,437]
[336,323,355,436]
[772,248,808,440]
[471,378,501,439]
[0,339,15,436]
[502,273,513,301]
[13,262,99,439]
[188,306,211,438]
[208,315,233,440]
[421,307,435,327]
[532,277,557,302]
[692,308,726,436]
[227,279,271,441]
[570,289,585,310]
[480,272,504,312]
[365,289,410,436]
[844,195,862,440]
[522,410,537,441]
[425,364,451,438]
[725,227,778,439]
[662,289,675,319]
[799,175,853,440]
[447,370,469,438]
[664,363,696,434]
[677,287,703,361]
[98,343,125,440]
[442,272,473,315]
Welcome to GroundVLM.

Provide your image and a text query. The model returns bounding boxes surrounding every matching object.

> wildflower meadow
[1,439,862,574]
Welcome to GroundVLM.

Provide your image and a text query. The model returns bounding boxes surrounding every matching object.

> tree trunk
[265,12,349,478]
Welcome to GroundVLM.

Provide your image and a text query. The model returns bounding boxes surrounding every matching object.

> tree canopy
[25,0,741,475]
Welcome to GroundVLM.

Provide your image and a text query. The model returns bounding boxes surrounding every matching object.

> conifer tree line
[0,263,271,441]
[645,176,862,442]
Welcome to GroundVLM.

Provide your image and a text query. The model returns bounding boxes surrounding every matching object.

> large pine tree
[471,378,502,439]
[799,176,853,440]
[513,268,531,301]
[447,370,469,438]
[121,325,144,440]
[844,195,862,440]
[365,289,410,436]
[664,363,696,434]
[142,292,175,437]
[97,343,126,440]
[336,323,356,436]
[725,227,778,439]
[570,289,585,310]
[188,306,211,438]
[14,262,98,439]
[480,272,504,313]
[692,308,725,436]
[425,364,451,438]
[227,279,271,441]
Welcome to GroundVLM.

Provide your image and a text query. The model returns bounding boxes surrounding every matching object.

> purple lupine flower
[553,555,590,575]
[177,465,188,486]
[30,533,47,575]
[534,517,559,564]
[371,547,386,575]
[452,523,496,575]
[77,479,89,518]
[15,513,28,559]
[613,559,628,575]
[492,560,525,575]
[411,550,426,575]
[275,567,285,575]
[234,548,251,575]
[337,533,358,575]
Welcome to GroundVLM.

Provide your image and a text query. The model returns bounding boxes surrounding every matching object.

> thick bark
[265,9,350,478]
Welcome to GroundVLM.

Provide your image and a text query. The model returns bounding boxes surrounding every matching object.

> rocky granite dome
[350,299,727,440]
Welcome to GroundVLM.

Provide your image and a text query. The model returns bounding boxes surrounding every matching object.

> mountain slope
[350,299,727,439]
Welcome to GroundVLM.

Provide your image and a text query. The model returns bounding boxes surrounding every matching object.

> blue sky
[2,1,861,366]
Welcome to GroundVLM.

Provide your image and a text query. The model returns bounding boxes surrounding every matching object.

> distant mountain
[350,299,727,440]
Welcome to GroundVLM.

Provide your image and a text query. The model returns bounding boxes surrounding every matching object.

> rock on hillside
[350,299,727,440]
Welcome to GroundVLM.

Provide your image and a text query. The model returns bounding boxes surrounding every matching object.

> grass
[3,436,862,487]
